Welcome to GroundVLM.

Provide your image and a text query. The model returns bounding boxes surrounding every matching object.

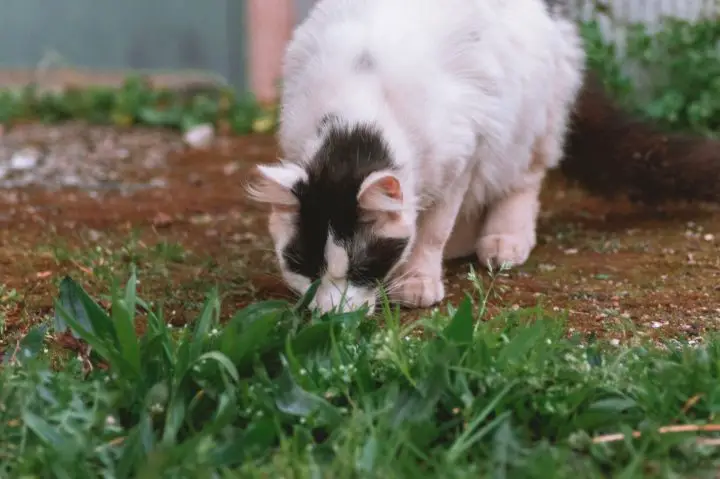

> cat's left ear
[246,162,307,211]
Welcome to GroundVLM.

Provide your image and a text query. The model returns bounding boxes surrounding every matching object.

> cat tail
[559,71,720,204]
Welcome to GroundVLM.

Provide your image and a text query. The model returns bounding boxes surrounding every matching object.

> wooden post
[246,0,295,104]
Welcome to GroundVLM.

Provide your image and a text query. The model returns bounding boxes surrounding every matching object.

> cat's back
[283,0,557,84]
[279,0,582,178]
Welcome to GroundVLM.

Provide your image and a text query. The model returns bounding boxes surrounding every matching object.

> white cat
[247,0,585,313]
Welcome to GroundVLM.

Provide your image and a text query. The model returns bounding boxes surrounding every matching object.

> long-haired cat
[246,0,586,313]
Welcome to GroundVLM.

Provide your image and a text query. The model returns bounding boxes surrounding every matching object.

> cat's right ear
[357,171,404,212]
[246,163,307,211]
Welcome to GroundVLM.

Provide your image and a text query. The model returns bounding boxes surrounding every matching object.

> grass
[2,269,720,478]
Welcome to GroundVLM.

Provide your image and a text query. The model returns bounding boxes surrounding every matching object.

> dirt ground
[1,129,719,355]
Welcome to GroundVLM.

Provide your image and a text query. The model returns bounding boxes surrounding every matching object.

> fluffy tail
[559,71,720,204]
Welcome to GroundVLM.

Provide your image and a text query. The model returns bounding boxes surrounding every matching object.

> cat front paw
[476,233,534,270]
[391,271,445,308]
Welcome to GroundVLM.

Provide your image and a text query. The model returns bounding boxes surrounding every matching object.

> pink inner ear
[358,172,404,212]
[377,175,403,201]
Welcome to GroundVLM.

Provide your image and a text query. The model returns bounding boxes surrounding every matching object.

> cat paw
[476,233,534,270]
[391,272,445,308]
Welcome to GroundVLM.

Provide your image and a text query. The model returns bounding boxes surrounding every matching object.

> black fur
[283,122,409,287]
[316,113,339,135]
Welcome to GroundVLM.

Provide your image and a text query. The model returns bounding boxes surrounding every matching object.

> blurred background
[0,0,714,100]
[0,0,717,128]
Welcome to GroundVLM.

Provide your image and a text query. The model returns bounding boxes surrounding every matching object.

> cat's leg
[476,159,545,269]
[476,125,563,269]
[443,208,481,260]
[475,183,541,269]
[391,174,472,308]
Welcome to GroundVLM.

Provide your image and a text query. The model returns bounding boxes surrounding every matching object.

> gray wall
[294,0,315,23]
[0,0,247,90]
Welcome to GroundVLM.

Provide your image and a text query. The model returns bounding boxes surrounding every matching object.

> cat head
[246,123,416,314]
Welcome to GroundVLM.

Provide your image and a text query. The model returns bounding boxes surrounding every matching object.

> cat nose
[310,289,375,316]
[310,294,341,314]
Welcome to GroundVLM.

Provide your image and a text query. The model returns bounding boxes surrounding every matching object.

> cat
[246,0,587,314]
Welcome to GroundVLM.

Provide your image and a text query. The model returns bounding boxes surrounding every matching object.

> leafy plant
[581,16,720,135]
[0,75,275,135]
[3,272,720,477]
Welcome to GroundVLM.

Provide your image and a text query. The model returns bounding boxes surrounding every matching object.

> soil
[1,129,719,355]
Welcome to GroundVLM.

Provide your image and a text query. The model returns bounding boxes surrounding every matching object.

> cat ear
[357,171,404,212]
[246,162,307,211]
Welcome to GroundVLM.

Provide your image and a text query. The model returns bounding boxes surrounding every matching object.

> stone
[10,147,42,170]
[183,124,215,149]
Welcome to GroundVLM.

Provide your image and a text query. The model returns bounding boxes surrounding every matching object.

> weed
[1,272,720,477]
[582,16,720,135]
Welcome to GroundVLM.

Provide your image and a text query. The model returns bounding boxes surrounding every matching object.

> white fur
[310,233,377,313]
[268,0,585,310]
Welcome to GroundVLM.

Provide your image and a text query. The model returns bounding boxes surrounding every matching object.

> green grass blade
[446,382,517,462]
[293,279,320,312]
[138,298,175,367]
[54,276,95,338]
[54,300,123,368]
[21,409,67,449]
[111,293,142,379]
[161,389,188,446]
[195,351,240,384]
[219,300,290,366]
[496,320,548,366]
[117,414,154,478]
[188,288,221,363]
[442,297,474,344]
[275,357,342,427]
[3,324,47,365]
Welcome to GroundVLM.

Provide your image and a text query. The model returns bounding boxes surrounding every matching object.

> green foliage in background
[582,17,720,135]
[3,272,720,477]
[1,17,718,137]
[0,76,276,135]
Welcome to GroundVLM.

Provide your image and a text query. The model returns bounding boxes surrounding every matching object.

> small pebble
[223,161,240,176]
[10,147,41,170]
[149,177,168,188]
[87,229,102,242]
[183,124,215,148]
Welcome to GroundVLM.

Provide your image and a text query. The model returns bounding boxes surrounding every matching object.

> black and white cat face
[247,124,416,314]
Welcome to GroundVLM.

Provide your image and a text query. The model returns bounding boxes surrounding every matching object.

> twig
[681,394,703,415]
[696,437,720,446]
[593,424,720,444]
[71,260,94,276]
[7,339,21,366]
